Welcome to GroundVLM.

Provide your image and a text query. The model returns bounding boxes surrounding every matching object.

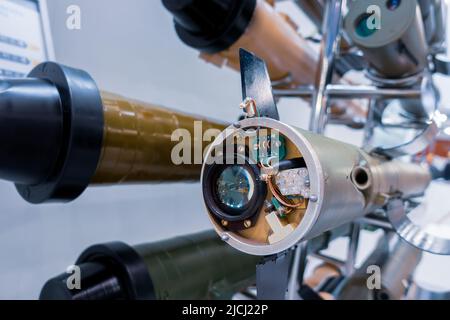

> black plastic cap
[40,262,125,300]
[0,79,63,185]
[40,242,155,300]
[163,0,257,53]
[10,62,104,204]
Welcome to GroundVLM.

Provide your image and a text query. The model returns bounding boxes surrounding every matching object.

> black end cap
[40,242,155,300]
[15,62,104,204]
[40,261,125,300]
[163,0,257,53]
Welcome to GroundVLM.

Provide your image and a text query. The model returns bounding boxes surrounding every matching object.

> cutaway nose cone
[0,78,63,185]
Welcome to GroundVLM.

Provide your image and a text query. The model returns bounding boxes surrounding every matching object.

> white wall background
[0,0,450,299]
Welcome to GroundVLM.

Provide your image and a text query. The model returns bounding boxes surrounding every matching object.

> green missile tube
[40,231,261,300]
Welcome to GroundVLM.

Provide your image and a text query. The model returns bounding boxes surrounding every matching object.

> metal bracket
[370,110,444,158]
[256,250,293,300]
[387,198,450,255]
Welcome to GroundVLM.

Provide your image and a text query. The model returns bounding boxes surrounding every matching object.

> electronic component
[274,168,311,198]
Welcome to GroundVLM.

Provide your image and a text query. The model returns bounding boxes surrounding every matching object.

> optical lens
[386,0,401,11]
[355,14,377,38]
[216,166,255,212]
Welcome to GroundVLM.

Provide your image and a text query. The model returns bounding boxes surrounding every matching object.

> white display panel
[0,0,53,78]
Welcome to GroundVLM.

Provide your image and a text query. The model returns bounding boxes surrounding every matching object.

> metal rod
[273,85,422,100]
[345,223,361,275]
[310,252,346,270]
[309,0,343,134]
[327,116,366,128]
[287,247,302,300]
[295,241,310,291]
[359,215,394,230]
[273,86,314,98]
[291,0,344,296]
[326,85,422,99]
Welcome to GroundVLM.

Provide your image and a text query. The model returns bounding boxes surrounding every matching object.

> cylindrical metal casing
[91,92,227,184]
[344,0,428,78]
[419,0,447,52]
[361,157,432,211]
[336,234,422,300]
[381,238,423,300]
[202,118,431,255]
[134,231,260,300]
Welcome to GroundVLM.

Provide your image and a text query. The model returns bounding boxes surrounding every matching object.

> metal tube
[419,0,447,52]
[359,214,394,230]
[335,234,423,300]
[273,86,315,98]
[274,85,422,99]
[344,0,428,79]
[345,223,360,275]
[325,85,422,99]
[310,253,346,270]
[309,0,343,134]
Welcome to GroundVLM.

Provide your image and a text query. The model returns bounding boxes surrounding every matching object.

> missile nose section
[0,78,63,185]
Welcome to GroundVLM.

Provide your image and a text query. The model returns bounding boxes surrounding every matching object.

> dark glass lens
[386,0,401,11]
[216,166,255,211]
[355,14,377,38]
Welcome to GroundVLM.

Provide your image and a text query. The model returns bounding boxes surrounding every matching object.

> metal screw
[221,220,229,227]
[240,97,257,118]
[304,179,311,187]
[244,220,252,228]
[310,195,319,202]
[220,234,230,242]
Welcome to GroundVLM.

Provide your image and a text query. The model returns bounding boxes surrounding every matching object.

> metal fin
[239,48,280,120]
